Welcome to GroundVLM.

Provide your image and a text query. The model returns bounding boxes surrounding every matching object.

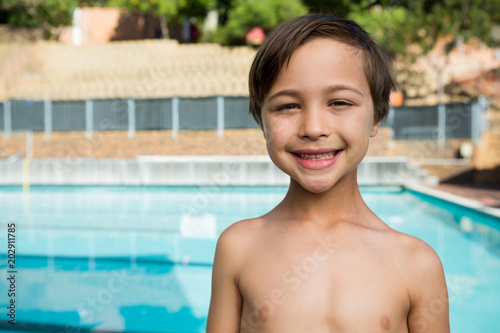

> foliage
[348,5,412,56]
[351,0,499,98]
[349,0,500,56]
[106,0,218,23]
[301,0,354,17]
[210,0,500,50]
[106,0,178,19]
[177,0,217,21]
[0,0,77,36]
[345,0,500,97]
[1,0,498,50]
[211,0,308,45]
[407,0,498,52]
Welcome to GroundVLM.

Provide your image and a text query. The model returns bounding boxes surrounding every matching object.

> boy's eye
[330,100,353,107]
[273,103,301,112]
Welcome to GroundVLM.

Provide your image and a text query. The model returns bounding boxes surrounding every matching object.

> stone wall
[0,127,477,160]
[1,127,497,184]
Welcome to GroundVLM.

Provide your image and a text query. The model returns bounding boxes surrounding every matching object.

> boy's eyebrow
[266,90,301,103]
[266,84,364,103]
[326,84,364,97]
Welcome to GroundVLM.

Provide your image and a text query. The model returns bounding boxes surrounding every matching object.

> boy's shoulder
[212,217,267,282]
[388,229,445,286]
[214,217,265,256]
[394,230,442,267]
[216,217,265,248]
[354,218,444,279]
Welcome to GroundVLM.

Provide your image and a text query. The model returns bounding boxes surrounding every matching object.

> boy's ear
[370,120,380,138]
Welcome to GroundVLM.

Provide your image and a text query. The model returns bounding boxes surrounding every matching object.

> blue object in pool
[0,185,499,332]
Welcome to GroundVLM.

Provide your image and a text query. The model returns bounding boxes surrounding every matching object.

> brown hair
[249,14,395,128]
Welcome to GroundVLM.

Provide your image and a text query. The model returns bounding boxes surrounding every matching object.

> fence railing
[382,97,488,144]
[0,96,489,143]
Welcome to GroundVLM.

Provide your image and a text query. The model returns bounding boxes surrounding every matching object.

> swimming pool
[0,185,499,332]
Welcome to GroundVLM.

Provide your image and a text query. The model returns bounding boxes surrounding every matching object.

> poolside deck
[434,184,500,208]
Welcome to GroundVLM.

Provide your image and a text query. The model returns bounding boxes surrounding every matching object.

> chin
[297,178,335,194]
[306,187,331,194]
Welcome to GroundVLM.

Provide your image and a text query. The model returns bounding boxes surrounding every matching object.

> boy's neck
[276,169,373,229]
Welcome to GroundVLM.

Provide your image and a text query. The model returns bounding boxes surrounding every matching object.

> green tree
[107,0,218,40]
[348,4,412,56]
[106,0,219,25]
[301,0,353,17]
[106,0,178,19]
[177,0,217,21]
[348,0,500,102]
[212,0,308,45]
[399,0,498,49]
[1,0,78,38]
[346,0,499,58]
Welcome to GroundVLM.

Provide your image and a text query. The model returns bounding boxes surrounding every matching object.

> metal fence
[0,96,258,139]
[0,96,488,143]
[382,99,488,143]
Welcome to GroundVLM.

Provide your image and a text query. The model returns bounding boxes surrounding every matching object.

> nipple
[258,304,271,322]
[246,304,271,328]
[380,316,391,330]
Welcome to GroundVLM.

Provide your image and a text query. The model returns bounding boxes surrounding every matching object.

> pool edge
[403,182,500,219]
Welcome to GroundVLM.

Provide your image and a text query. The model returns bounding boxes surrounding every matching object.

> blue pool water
[0,185,499,332]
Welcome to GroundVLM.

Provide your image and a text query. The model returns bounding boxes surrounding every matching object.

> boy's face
[261,38,379,193]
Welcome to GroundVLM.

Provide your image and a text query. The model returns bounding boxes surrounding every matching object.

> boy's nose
[299,108,331,140]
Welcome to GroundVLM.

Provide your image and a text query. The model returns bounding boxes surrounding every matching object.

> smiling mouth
[293,151,342,160]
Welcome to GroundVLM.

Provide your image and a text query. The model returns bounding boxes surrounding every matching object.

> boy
[207,14,449,333]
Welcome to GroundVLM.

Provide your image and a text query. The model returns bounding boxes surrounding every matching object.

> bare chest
[238,238,410,332]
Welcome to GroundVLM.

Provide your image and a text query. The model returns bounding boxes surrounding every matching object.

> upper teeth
[298,152,337,160]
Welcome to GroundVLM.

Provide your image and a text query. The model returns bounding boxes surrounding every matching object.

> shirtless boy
[207,14,450,333]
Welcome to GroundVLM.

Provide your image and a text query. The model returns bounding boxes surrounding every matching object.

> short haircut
[249,14,395,128]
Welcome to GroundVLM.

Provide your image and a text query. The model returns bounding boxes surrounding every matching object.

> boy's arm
[206,225,244,332]
[407,241,450,333]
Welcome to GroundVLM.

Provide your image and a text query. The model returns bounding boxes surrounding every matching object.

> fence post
[217,96,224,137]
[127,98,135,138]
[474,95,489,145]
[44,99,52,140]
[437,103,445,147]
[172,97,179,139]
[471,102,479,145]
[85,99,93,139]
[3,99,11,139]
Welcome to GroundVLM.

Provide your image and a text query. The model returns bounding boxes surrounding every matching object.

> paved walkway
[435,184,500,208]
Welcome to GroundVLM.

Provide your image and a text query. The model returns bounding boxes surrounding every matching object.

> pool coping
[403,182,500,219]
[0,155,430,186]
